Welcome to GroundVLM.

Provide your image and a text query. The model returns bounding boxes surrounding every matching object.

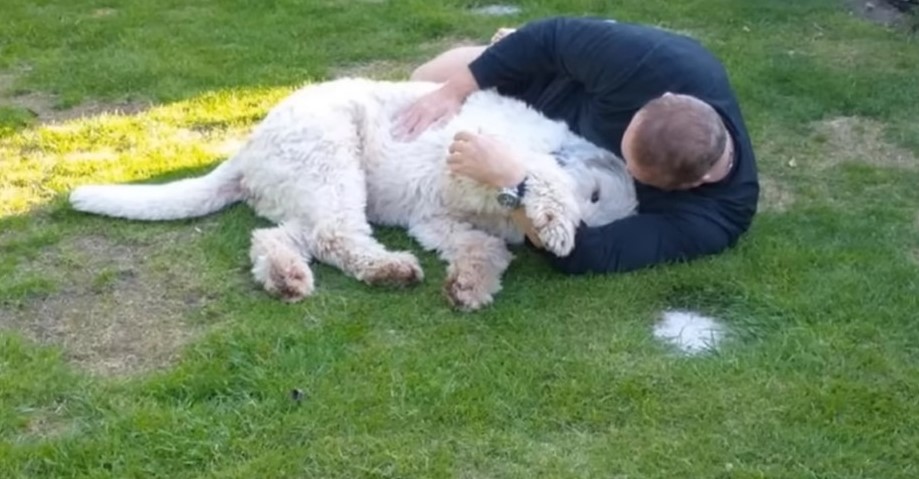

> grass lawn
[2,0,919,477]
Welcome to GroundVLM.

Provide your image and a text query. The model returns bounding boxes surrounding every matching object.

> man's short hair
[630,93,727,189]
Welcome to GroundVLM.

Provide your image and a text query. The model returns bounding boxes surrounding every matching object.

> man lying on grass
[395,16,760,275]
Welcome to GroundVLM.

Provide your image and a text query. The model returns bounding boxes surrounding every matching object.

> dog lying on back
[69,78,637,311]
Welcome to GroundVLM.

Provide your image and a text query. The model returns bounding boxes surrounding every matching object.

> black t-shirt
[468,16,760,274]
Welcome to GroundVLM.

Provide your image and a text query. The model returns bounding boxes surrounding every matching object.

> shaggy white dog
[69,78,637,311]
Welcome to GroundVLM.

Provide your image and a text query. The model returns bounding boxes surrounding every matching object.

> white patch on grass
[653,309,726,355]
[471,5,522,16]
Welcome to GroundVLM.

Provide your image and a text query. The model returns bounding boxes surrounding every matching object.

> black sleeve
[468,16,656,96]
[542,210,737,275]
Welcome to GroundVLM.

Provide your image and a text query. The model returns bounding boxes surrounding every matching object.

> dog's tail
[69,160,244,221]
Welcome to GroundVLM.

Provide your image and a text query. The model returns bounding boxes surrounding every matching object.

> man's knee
[410,45,487,82]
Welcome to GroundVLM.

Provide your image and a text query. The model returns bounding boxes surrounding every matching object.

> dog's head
[553,139,638,227]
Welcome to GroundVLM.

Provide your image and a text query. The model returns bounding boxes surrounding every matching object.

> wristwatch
[497,176,528,208]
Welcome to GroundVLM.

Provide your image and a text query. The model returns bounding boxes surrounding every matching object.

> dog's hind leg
[249,223,314,302]
[309,222,424,288]
[409,216,513,311]
[299,147,424,288]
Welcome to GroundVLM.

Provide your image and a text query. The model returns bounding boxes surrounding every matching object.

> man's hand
[447,131,528,188]
[392,86,463,141]
[392,68,479,141]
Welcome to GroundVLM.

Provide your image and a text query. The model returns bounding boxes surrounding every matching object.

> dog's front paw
[443,261,501,312]
[521,169,580,257]
[530,209,577,257]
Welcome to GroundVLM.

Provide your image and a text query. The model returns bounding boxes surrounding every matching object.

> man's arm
[468,16,653,96]
[513,208,738,274]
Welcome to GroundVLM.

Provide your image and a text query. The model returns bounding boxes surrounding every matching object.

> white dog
[69,78,637,311]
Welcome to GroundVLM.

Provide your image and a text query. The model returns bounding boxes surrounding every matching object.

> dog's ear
[554,143,622,174]
[549,145,572,166]
[551,141,598,167]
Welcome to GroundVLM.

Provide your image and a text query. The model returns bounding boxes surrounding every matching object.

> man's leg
[410,45,487,83]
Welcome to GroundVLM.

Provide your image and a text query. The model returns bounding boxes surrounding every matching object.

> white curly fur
[69,78,638,311]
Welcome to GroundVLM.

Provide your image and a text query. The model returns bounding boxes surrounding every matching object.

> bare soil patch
[15,403,78,443]
[90,8,117,18]
[0,69,151,125]
[470,4,522,16]
[846,0,907,26]
[0,229,217,377]
[809,116,917,170]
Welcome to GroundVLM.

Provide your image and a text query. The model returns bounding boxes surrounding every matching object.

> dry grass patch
[332,37,480,81]
[331,60,416,81]
[808,116,917,170]
[758,175,796,213]
[14,403,78,444]
[0,228,218,378]
[90,8,117,18]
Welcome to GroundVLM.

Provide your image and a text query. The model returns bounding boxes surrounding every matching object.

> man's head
[621,92,730,190]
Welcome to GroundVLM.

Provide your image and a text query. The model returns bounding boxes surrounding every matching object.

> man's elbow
[545,247,633,276]
[547,253,591,275]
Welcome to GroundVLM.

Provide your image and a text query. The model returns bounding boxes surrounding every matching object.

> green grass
[2,0,919,477]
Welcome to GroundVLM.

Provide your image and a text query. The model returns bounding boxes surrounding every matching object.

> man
[393,16,759,275]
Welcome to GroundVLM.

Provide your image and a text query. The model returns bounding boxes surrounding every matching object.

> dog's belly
[363,141,447,227]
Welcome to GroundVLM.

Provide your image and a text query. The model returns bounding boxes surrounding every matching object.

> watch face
[497,192,518,208]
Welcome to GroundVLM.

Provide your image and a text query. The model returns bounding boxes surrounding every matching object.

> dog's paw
[361,252,424,287]
[531,209,577,257]
[261,255,315,303]
[442,261,501,312]
[521,169,580,257]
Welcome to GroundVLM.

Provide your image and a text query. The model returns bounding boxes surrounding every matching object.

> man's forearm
[443,66,481,102]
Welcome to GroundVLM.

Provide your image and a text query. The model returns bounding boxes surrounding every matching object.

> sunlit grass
[2,0,919,477]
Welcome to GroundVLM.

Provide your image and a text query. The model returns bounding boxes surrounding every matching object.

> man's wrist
[496,165,527,189]
[443,67,479,100]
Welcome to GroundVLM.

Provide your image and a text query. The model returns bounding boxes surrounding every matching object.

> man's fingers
[391,107,416,139]
[401,111,427,140]
[392,104,434,140]
[449,139,475,156]
[453,130,478,142]
[446,153,463,174]
[447,149,467,163]
[447,159,473,177]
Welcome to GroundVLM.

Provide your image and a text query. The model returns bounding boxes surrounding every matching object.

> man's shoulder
[636,150,759,235]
